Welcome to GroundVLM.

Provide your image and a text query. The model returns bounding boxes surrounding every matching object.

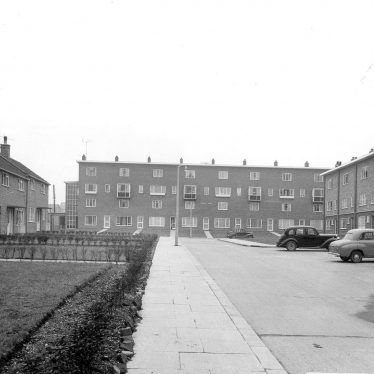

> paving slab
[127,237,286,373]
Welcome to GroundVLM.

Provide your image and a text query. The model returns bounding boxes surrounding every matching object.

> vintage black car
[276,226,338,251]
[226,228,254,239]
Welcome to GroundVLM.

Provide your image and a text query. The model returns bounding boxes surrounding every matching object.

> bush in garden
[40,247,48,261]
[81,245,88,261]
[50,246,59,260]
[18,245,27,259]
[28,246,37,261]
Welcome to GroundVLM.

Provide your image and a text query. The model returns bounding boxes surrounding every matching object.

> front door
[235,218,241,231]
[137,216,144,229]
[267,218,274,231]
[36,209,41,231]
[203,217,209,231]
[170,216,175,230]
[7,208,14,234]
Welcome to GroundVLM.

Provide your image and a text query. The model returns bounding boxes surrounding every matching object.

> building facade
[0,137,50,234]
[322,150,374,235]
[70,156,328,236]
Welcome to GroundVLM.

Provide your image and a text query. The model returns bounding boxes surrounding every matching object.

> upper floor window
[237,187,242,196]
[119,168,130,177]
[86,167,96,176]
[312,188,324,202]
[86,198,96,207]
[138,185,144,194]
[314,173,323,182]
[153,169,163,178]
[30,179,35,190]
[218,171,228,180]
[361,166,369,180]
[41,184,46,194]
[204,186,210,196]
[215,186,231,197]
[184,185,197,199]
[359,193,367,206]
[313,204,323,212]
[268,188,273,197]
[185,169,195,179]
[281,203,292,212]
[282,173,292,182]
[342,173,349,185]
[185,201,195,209]
[150,185,166,195]
[249,172,260,180]
[18,179,25,191]
[327,179,333,189]
[248,186,261,201]
[85,183,97,194]
[28,207,36,222]
[300,188,306,198]
[249,202,260,211]
[152,200,163,209]
[218,202,228,210]
[172,185,177,194]
[105,184,111,193]
[279,188,294,198]
[117,183,131,198]
[119,199,130,208]
[341,198,349,209]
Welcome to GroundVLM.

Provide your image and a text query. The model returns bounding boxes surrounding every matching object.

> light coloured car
[329,229,374,263]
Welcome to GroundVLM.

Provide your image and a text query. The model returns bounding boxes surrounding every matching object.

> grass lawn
[0,262,110,361]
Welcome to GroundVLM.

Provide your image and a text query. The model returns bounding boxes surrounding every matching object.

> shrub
[28,246,37,261]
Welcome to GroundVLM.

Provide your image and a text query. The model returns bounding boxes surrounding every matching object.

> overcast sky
[1,0,374,204]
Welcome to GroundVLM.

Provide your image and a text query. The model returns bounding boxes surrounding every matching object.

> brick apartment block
[322,149,374,236]
[68,155,328,236]
[0,137,50,234]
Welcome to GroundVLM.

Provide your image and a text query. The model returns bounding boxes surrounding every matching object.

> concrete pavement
[219,238,275,248]
[127,236,286,374]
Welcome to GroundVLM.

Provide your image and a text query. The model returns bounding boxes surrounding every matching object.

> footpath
[127,236,287,374]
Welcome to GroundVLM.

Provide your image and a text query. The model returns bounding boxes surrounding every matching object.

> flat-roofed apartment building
[322,149,374,235]
[0,137,50,234]
[69,155,328,236]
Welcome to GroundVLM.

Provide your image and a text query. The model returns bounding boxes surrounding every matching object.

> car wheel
[286,241,297,251]
[339,256,349,262]
[350,251,363,263]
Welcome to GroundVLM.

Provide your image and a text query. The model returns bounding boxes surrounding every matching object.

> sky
[1,0,374,204]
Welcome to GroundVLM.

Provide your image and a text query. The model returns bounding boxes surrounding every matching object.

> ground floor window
[214,218,230,228]
[358,215,366,229]
[85,215,97,226]
[279,219,294,229]
[340,217,350,229]
[310,219,323,230]
[149,216,165,227]
[247,218,262,228]
[182,217,198,227]
[116,216,132,226]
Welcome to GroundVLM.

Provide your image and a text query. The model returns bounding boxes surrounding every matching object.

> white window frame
[314,173,323,183]
[268,188,273,197]
[138,185,144,194]
[247,218,262,229]
[153,169,164,178]
[204,186,210,196]
[119,199,130,208]
[279,219,294,230]
[237,187,242,196]
[279,188,295,198]
[172,185,177,194]
[359,193,367,206]
[327,179,333,189]
[185,169,196,179]
[185,201,195,209]
[313,204,323,213]
[282,173,292,181]
[249,172,260,181]
[117,183,131,198]
[182,217,198,227]
[104,215,110,228]
[342,173,349,185]
[361,166,369,180]
[300,188,306,198]
[149,216,165,227]
[119,168,130,177]
[218,171,228,180]
[152,200,163,209]
[116,216,132,226]
[281,203,292,212]
[150,185,166,195]
[218,201,228,210]
[18,179,25,191]
[28,207,36,222]
[249,202,260,211]
[248,186,261,201]
[214,217,230,229]
[85,215,97,226]
[86,198,97,207]
[86,167,97,176]
[105,184,110,193]
[312,188,324,202]
[85,184,97,194]
[2,173,9,187]
[30,179,35,190]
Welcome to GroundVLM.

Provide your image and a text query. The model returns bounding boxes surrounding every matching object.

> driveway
[182,238,374,374]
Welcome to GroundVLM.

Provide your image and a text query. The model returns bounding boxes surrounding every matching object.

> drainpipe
[354,163,358,228]
[25,179,29,234]
[337,170,340,237]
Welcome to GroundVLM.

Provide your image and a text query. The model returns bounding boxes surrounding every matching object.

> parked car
[226,228,254,239]
[276,226,338,251]
[329,229,374,263]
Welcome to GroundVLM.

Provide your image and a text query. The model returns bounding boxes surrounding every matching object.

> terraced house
[0,137,50,234]
[322,149,374,235]
[69,155,328,237]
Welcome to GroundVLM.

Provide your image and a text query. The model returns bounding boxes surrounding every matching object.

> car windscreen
[343,232,358,240]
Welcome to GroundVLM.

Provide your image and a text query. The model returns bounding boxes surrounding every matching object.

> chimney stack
[243,159,247,166]
[115,156,119,162]
[179,157,183,164]
[147,156,151,163]
[274,160,278,167]
[370,148,374,153]
[82,154,86,161]
[335,161,342,167]
[304,161,309,167]
[211,158,215,165]
[1,136,10,158]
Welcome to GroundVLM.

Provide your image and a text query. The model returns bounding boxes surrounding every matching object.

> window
[185,169,195,179]
[149,216,165,227]
[41,184,46,195]
[86,198,96,207]
[237,187,242,196]
[42,210,46,221]
[185,201,195,209]
[138,185,144,194]
[250,172,260,180]
[279,219,294,229]
[326,201,333,212]
[85,215,97,226]
[300,189,306,198]
[361,231,374,240]
[218,171,228,179]
[248,186,261,201]
[361,166,369,180]
[172,186,177,194]
[117,183,131,198]
[279,188,294,198]
[218,202,228,210]
[281,203,292,212]
[104,215,110,228]
[313,204,323,212]
[282,173,292,181]
[30,179,35,190]
[18,179,25,191]
[119,199,130,208]
[215,186,231,197]
[333,200,337,211]
[372,194,374,205]
[247,218,262,228]
[249,202,259,211]
[341,198,349,209]
[119,168,130,177]
[150,185,166,195]
[152,200,162,209]
[358,216,366,229]
[268,188,273,197]
[28,207,36,222]
[327,179,333,189]
[204,187,210,195]
[340,218,350,229]
[314,173,323,182]
[359,194,367,206]
[153,169,163,178]
[312,188,324,202]
[298,219,306,226]
[105,184,110,193]
[86,167,96,176]
[16,209,24,227]
[184,185,197,199]
[342,173,349,185]
[307,227,319,235]
[214,218,230,228]
[182,217,198,227]
[85,184,97,194]
[116,216,132,226]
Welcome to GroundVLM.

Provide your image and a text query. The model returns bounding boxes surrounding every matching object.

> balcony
[117,191,130,198]
[184,185,197,200]
[312,196,324,203]
[248,195,261,202]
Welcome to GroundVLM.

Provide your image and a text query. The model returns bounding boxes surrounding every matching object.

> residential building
[322,150,374,235]
[0,137,50,234]
[71,155,328,236]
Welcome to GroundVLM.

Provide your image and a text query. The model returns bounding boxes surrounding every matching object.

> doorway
[203,217,209,231]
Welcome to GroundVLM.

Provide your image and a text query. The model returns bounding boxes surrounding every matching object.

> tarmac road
[182,238,374,374]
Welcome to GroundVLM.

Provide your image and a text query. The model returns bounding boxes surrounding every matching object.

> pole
[189,207,192,238]
[175,165,180,246]
[53,185,56,213]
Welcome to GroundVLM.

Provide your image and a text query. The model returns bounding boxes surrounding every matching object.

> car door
[305,227,319,248]
[360,231,374,257]
[294,228,306,247]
